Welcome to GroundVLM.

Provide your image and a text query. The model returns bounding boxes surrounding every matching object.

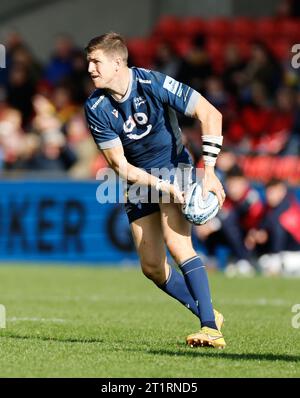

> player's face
[87,49,118,89]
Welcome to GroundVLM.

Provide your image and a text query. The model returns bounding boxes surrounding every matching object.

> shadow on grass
[144,348,300,363]
[1,333,104,344]
[3,333,300,363]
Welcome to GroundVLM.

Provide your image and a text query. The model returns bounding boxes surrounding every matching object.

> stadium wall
[0,180,138,264]
[1,180,299,265]
[0,0,281,61]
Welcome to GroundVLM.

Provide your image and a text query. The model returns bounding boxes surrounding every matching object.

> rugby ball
[181,182,219,225]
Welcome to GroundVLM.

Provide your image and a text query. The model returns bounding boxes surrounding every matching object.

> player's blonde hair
[85,32,128,64]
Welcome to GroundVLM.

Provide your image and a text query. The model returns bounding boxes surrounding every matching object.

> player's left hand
[202,167,226,208]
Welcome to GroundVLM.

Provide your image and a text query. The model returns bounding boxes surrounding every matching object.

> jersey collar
[111,68,133,103]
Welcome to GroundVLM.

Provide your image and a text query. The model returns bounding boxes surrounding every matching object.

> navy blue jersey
[84,67,200,170]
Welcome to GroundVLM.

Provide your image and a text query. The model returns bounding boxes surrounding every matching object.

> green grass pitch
[0,265,299,378]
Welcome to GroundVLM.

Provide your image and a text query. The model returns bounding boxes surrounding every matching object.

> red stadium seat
[255,18,276,42]
[181,17,207,39]
[205,38,226,73]
[269,39,292,61]
[231,18,256,40]
[206,18,231,39]
[153,16,183,41]
[232,39,252,60]
[206,38,225,58]
[172,39,194,57]
[276,19,300,41]
[127,38,156,67]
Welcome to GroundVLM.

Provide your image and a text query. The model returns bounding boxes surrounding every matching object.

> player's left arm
[192,96,225,207]
[147,70,225,207]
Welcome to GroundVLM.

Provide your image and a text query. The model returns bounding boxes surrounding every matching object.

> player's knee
[141,259,165,282]
[165,240,195,264]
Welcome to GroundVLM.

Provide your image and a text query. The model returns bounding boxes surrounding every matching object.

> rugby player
[85,32,226,348]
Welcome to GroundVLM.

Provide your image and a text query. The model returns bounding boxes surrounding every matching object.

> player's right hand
[167,183,185,204]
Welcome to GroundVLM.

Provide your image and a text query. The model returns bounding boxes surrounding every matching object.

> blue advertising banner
[0,180,138,263]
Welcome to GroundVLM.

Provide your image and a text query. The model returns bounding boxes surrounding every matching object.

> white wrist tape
[202,135,223,166]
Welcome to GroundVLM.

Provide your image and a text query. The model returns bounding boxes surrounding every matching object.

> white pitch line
[219,298,290,307]
[7,317,67,323]
[1,295,293,307]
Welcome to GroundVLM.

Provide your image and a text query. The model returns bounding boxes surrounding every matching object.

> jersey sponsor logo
[112,109,119,118]
[91,95,105,110]
[127,124,152,140]
[123,112,152,140]
[136,77,152,84]
[133,96,147,108]
[163,76,179,95]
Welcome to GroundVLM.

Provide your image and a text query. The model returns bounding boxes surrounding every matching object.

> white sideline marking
[0,304,6,328]
[7,317,67,323]
[1,294,292,307]
[219,298,289,307]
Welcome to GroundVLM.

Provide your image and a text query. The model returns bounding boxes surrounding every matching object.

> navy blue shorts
[124,148,194,223]
[124,201,160,224]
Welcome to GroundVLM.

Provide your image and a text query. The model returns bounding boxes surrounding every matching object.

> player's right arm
[84,99,183,203]
[101,144,184,204]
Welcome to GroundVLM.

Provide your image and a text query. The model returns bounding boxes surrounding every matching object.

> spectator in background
[52,84,79,125]
[11,44,42,86]
[226,81,272,152]
[45,34,75,86]
[0,119,23,170]
[204,75,236,133]
[153,42,180,78]
[205,76,230,111]
[6,63,36,127]
[0,106,24,170]
[264,86,295,155]
[68,50,90,104]
[288,89,300,155]
[223,43,247,97]
[3,40,42,127]
[214,146,238,182]
[177,35,213,93]
[0,30,24,86]
[65,114,100,179]
[26,129,77,172]
[230,85,296,155]
[249,179,300,275]
[31,94,62,136]
[27,94,77,172]
[195,166,264,275]
[239,41,282,99]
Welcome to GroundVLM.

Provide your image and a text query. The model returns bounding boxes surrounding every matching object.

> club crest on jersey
[134,96,147,108]
[112,109,119,118]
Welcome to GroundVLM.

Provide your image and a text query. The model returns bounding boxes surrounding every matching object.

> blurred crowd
[0,0,300,274]
[194,165,300,276]
[0,1,300,179]
[0,32,102,178]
